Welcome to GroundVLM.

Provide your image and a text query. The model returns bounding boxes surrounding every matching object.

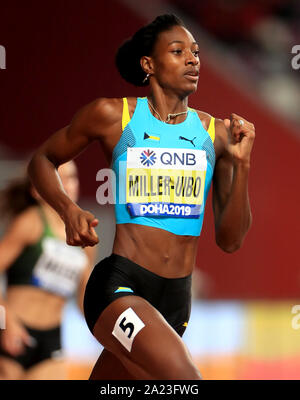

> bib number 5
[119,317,135,338]
[112,307,145,352]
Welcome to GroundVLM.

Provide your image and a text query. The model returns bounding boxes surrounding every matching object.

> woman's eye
[172,49,182,54]
[193,50,200,56]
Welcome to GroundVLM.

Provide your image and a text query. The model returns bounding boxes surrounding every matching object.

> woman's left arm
[212,113,255,253]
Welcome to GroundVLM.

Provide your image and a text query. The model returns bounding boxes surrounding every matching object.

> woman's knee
[136,343,201,380]
[163,356,202,380]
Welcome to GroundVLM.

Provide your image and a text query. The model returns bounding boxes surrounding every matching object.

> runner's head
[0,160,79,221]
[0,173,38,221]
[115,14,200,95]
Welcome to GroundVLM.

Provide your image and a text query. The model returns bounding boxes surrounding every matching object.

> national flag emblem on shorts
[114,287,134,293]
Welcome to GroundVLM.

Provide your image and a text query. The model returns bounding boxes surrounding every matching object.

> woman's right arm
[28,97,122,247]
[0,217,28,313]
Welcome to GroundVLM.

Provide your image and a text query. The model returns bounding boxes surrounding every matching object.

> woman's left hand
[224,113,255,166]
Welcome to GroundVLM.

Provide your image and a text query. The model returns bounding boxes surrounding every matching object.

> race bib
[126,147,207,218]
[31,237,87,297]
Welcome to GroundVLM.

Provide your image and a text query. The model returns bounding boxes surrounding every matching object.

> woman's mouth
[184,74,199,81]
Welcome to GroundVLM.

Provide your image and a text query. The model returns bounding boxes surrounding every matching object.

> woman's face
[150,25,200,96]
[58,161,79,203]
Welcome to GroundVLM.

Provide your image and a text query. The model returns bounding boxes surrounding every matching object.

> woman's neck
[147,89,188,124]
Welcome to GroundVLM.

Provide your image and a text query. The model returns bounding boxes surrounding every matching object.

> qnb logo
[0,305,6,329]
[140,149,157,167]
[291,45,300,70]
[161,151,196,166]
[0,45,6,70]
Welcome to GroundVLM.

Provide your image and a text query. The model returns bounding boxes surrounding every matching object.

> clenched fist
[224,113,255,166]
[61,203,99,247]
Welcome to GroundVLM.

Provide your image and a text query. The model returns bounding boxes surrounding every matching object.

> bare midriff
[6,286,65,329]
[112,223,199,278]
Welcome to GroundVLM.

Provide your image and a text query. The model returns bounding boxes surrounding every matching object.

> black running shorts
[0,324,62,370]
[83,253,192,337]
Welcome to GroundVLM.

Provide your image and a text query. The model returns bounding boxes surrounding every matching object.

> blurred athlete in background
[0,160,96,379]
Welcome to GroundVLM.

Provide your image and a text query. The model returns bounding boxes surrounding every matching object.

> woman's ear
[140,55,154,76]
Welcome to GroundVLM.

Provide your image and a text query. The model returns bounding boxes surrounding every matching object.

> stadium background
[0,0,299,379]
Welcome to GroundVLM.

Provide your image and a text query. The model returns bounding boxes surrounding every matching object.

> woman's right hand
[62,204,99,247]
[1,312,34,356]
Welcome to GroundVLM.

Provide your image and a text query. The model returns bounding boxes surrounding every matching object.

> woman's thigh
[24,358,66,380]
[92,295,201,380]
[0,356,25,379]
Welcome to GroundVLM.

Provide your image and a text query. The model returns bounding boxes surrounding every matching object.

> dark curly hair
[0,174,38,222]
[115,14,185,87]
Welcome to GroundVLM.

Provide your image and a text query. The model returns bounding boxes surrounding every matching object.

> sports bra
[6,206,87,298]
[111,97,216,236]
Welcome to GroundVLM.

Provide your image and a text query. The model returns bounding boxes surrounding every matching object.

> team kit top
[112,97,216,236]
[6,207,87,298]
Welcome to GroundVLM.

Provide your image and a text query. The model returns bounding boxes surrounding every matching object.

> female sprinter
[27,14,255,380]
[0,161,96,379]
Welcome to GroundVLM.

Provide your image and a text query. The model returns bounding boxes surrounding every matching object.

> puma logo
[179,136,197,147]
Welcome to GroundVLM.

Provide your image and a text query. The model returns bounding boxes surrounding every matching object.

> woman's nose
[186,51,199,66]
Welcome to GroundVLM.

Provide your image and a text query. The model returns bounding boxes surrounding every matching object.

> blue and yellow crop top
[6,206,88,297]
[111,97,216,237]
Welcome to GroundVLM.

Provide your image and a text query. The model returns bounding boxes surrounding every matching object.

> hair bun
[115,38,147,87]
[115,14,184,87]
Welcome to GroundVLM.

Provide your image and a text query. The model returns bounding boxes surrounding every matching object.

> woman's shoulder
[194,109,228,159]
[78,97,139,132]
[194,109,213,131]
[195,109,226,137]
[87,96,138,111]
[86,97,124,120]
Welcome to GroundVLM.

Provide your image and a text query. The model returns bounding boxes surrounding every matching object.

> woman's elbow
[216,214,253,253]
[215,231,247,253]
[216,238,242,253]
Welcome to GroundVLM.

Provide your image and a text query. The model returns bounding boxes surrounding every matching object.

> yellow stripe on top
[207,116,215,143]
[189,107,215,143]
[147,135,160,141]
[122,97,131,131]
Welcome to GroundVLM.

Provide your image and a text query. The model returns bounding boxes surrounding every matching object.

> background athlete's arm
[28,98,121,247]
[0,210,40,354]
[212,114,255,253]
